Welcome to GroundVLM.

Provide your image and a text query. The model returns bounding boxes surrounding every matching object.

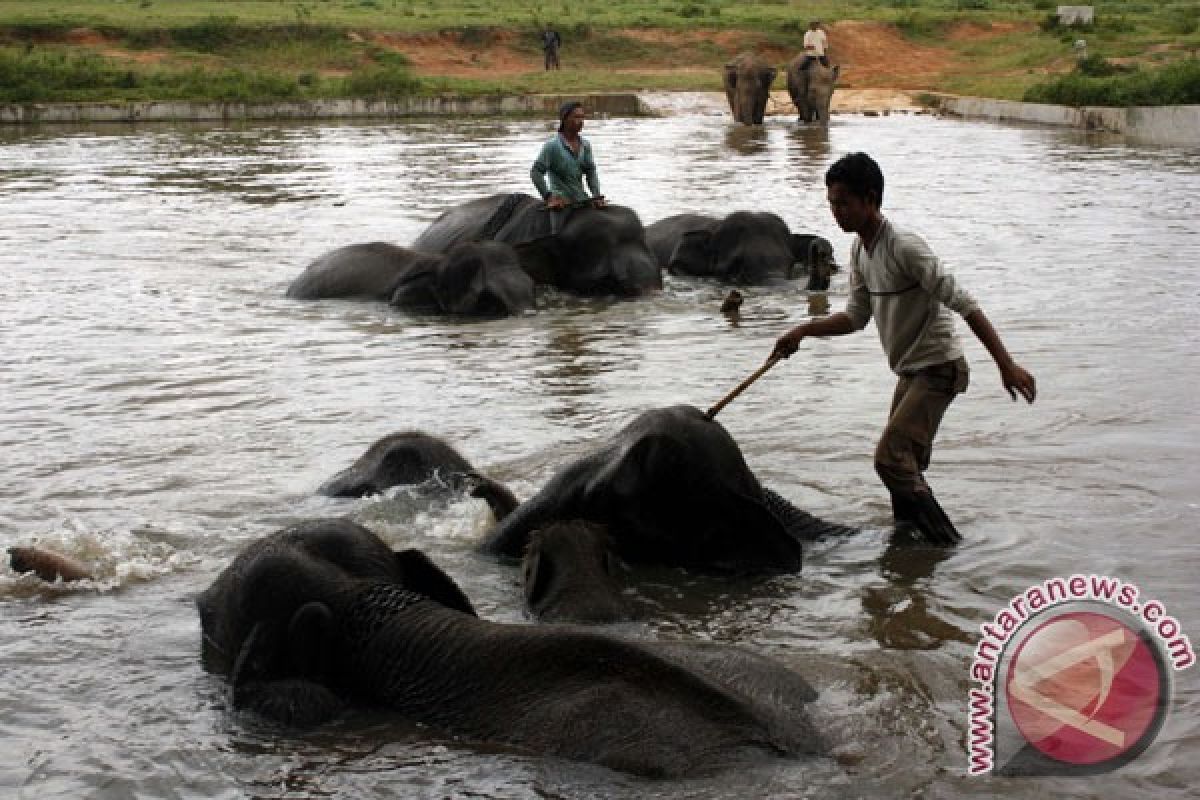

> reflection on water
[1,110,1198,799]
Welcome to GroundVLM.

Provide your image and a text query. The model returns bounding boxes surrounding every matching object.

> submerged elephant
[412,193,661,297]
[286,240,535,317]
[521,520,635,623]
[786,58,840,125]
[723,52,778,126]
[318,431,517,520]
[482,405,856,574]
[197,519,824,777]
[645,212,836,289]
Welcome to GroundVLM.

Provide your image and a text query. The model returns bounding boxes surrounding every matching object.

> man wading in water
[530,101,607,214]
[772,152,1036,546]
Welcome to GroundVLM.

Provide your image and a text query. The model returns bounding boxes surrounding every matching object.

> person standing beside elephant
[772,152,1036,546]
[800,20,830,69]
[530,101,606,211]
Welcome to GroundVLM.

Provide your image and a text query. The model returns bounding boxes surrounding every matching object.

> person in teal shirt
[530,101,607,210]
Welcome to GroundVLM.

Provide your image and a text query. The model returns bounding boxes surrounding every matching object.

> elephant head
[413,193,661,297]
[198,519,823,776]
[521,520,634,623]
[723,52,778,126]
[317,431,518,521]
[196,519,476,724]
[390,240,535,316]
[286,240,533,317]
[480,405,857,572]
[791,232,837,290]
[786,58,840,125]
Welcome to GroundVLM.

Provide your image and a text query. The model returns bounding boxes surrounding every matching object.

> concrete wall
[934,95,1200,147]
[0,93,644,125]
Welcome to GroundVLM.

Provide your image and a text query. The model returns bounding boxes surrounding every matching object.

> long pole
[705,355,782,419]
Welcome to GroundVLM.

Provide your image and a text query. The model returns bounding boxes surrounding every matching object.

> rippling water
[1,108,1198,798]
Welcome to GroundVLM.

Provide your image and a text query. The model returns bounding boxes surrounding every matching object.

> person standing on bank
[772,152,1036,546]
[530,101,606,211]
[542,26,562,71]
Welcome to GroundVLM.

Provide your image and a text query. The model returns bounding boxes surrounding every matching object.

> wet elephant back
[412,194,539,253]
[645,213,718,266]
[286,242,430,300]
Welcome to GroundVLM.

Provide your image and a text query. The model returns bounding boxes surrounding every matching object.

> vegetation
[0,1,1196,105]
[1024,57,1200,105]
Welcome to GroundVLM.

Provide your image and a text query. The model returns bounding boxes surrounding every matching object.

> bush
[1024,58,1200,106]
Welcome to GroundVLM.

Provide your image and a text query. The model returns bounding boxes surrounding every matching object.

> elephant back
[412,193,540,253]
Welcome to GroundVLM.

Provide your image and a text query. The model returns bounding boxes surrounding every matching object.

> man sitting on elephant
[800,20,830,70]
[530,101,606,212]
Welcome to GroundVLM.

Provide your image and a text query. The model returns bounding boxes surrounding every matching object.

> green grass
[0,1,1196,104]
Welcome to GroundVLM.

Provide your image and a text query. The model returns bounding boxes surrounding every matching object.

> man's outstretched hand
[1002,363,1037,403]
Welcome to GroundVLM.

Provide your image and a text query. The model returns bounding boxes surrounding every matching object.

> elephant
[786,57,840,125]
[481,405,857,574]
[412,193,661,297]
[318,431,518,521]
[285,240,535,317]
[645,211,836,289]
[197,519,825,777]
[521,520,635,623]
[723,52,778,126]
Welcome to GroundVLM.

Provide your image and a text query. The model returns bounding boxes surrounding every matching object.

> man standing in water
[772,152,1036,545]
[530,101,606,211]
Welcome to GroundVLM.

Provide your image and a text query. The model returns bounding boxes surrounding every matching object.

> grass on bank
[0,1,1197,104]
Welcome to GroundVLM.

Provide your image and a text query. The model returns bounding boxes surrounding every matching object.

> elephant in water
[285,240,535,317]
[482,405,857,575]
[412,193,661,297]
[786,58,840,125]
[521,520,636,623]
[723,52,777,126]
[645,212,836,289]
[318,431,517,521]
[197,519,824,778]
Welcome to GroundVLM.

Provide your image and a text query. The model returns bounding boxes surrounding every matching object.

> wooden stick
[706,355,782,419]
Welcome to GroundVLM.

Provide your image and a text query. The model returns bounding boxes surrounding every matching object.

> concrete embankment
[931,94,1200,147]
[0,93,644,124]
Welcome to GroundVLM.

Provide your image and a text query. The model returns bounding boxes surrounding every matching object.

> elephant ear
[394,548,478,616]
[514,237,564,286]
[389,264,439,310]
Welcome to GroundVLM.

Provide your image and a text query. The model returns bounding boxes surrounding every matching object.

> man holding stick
[771,152,1036,545]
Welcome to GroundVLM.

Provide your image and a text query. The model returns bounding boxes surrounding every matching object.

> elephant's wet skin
[482,405,857,573]
[318,431,518,520]
[645,211,836,289]
[522,520,636,623]
[285,240,534,317]
[198,520,824,778]
[412,192,661,297]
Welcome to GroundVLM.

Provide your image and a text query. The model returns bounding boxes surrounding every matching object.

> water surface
[1,109,1198,798]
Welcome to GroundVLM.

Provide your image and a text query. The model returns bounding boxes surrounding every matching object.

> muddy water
[1,109,1197,798]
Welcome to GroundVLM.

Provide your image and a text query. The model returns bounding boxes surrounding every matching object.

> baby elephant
[521,520,635,623]
[318,431,517,521]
